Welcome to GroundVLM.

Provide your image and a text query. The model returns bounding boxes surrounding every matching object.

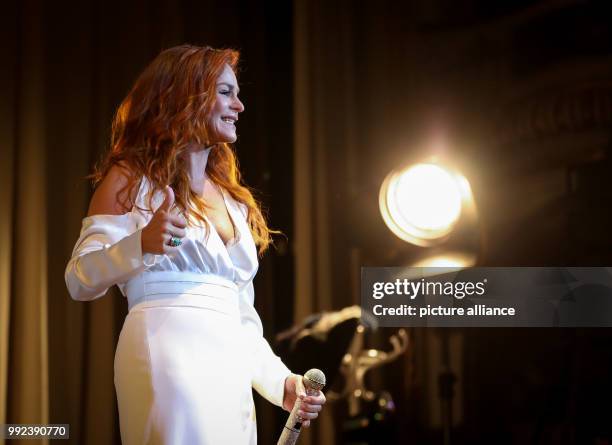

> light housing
[379,161,475,247]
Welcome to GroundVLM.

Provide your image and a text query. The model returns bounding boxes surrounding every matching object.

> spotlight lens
[394,164,462,231]
[380,162,470,247]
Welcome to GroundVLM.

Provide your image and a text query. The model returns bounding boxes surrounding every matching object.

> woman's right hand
[141,186,187,254]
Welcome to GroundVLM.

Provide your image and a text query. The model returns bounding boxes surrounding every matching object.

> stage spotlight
[379,162,474,247]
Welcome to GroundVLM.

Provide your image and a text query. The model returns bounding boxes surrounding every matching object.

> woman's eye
[220,90,231,96]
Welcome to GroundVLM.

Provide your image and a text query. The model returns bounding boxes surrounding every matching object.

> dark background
[3,0,612,444]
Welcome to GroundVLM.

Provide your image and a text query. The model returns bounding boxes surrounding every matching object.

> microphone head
[303,368,326,391]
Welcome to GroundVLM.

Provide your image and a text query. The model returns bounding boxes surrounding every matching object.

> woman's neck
[184,144,214,188]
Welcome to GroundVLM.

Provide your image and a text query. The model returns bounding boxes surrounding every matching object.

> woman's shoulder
[87,162,140,217]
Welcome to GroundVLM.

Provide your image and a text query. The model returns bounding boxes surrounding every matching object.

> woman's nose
[232,97,244,113]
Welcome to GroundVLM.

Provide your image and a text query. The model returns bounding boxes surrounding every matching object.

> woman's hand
[141,186,187,254]
[283,374,326,428]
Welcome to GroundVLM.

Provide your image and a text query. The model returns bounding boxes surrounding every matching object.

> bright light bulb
[380,162,473,247]
[393,164,462,231]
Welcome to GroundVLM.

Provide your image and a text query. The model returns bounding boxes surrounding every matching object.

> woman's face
[208,64,244,144]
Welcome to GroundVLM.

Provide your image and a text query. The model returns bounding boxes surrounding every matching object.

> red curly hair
[91,44,275,254]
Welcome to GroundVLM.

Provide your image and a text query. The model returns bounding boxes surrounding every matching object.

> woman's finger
[298,410,318,420]
[168,214,187,228]
[166,225,186,239]
[162,233,182,250]
[300,402,322,413]
[305,393,326,405]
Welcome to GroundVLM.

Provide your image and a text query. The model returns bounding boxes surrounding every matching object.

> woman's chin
[211,134,237,144]
[222,136,238,144]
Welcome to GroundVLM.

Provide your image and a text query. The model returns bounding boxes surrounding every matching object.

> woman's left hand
[282,374,326,427]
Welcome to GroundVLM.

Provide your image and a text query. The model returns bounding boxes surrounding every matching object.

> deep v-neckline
[203,187,240,249]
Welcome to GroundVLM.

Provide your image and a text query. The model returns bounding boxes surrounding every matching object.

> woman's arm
[238,281,293,406]
[65,165,150,301]
[87,163,135,216]
[65,167,187,301]
[238,282,326,425]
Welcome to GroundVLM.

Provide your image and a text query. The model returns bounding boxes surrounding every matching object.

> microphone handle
[277,385,319,445]
[277,369,326,445]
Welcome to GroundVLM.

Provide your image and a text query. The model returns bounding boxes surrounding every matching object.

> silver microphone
[277,369,326,445]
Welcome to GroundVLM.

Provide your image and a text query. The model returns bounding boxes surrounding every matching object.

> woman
[65,45,325,444]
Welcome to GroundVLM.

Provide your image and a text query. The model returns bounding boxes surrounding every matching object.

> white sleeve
[238,281,292,407]
[65,214,158,301]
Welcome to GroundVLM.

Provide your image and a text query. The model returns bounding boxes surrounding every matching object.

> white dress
[65,163,291,444]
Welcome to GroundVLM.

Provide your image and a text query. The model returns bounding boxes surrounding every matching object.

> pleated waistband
[125,271,239,314]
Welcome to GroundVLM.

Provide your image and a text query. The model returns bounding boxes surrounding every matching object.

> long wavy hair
[91,44,275,254]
